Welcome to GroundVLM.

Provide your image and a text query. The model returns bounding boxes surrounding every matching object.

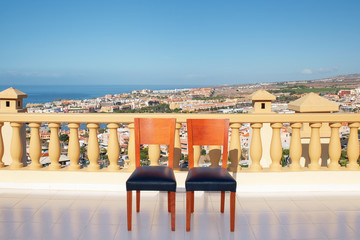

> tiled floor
[1,189,360,240]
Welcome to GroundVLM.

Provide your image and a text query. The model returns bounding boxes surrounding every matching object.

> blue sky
[0,0,359,86]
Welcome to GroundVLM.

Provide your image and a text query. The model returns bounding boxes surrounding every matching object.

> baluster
[0,123,4,167]
[173,123,182,170]
[128,123,135,170]
[328,122,341,170]
[149,144,160,166]
[9,122,24,169]
[250,123,263,171]
[193,145,200,167]
[68,123,81,170]
[209,145,221,167]
[229,123,241,172]
[270,123,283,171]
[107,123,120,171]
[347,122,360,170]
[308,123,322,170]
[87,123,100,171]
[289,123,302,171]
[48,123,61,170]
[28,123,42,169]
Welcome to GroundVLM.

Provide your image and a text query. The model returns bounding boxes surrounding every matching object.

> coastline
[0,84,204,105]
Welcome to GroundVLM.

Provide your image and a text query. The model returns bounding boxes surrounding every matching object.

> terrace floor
[1,189,360,240]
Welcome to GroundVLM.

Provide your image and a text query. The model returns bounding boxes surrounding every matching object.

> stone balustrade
[0,112,359,173]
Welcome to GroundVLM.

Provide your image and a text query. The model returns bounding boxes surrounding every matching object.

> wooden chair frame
[186,119,235,232]
[127,118,176,231]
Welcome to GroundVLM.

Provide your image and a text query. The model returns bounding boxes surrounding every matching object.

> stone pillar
[308,123,322,170]
[347,122,360,170]
[270,123,283,171]
[328,122,341,170]
[0,87,28,167]
[0,123,4,168]
[68,123,81,170]
[249,123,263,171]
[289,123,302,171]
[28,123,42,170]
[193,145,200,167]
[107,123,120,171]
[127,123,135,170]
[87,123,100,171]
[48,123,61,170]
[229,123,241,172]
[149,144,160,166]
[9,122,24,169]
[173,123,182,170]
[209,145,221,167]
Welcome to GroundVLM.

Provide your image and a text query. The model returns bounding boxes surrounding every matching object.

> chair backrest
[134,118,176,168]
[187,119,230,169]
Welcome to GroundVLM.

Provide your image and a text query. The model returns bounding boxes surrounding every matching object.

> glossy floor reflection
[1,189,360,239]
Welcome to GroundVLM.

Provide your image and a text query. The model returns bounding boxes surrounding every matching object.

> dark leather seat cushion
[126,166,176,192]
[185,167,236,192]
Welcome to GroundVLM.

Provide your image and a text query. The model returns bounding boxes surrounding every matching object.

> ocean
[0,84,202,105]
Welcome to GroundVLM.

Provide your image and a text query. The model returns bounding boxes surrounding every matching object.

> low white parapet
[1,168,360,192]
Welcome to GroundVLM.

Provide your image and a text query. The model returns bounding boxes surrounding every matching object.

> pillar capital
[229,123,241,129]
[271,123,283,128]
[49,123,61,128]
[309,122,322,128]
[290,123,302,129]
[250,123,263,129]
[329,122,342,128]
[10,122,23,128]
[68,123,80,129]
[107,123,120,129]
[87,123,99,129]
[348,122,360,128]
[29,123,41,128]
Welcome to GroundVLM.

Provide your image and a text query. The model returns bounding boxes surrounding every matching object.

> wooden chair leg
[127,191,132,231]
[221,191,225,213]
[170,191,176,231]
[168,191,171,212]
[136,191,140,212]
[191,191,194,213]
[186,191,191,231]
[230,192,235,232]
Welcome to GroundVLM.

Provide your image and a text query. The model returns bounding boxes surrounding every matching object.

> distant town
[26,73,360,114]
[23,73,360,168]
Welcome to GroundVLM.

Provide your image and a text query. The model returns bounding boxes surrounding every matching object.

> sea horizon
[0,84,206,105]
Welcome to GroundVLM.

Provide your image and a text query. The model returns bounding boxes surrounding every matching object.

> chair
[126,118,177,231]
[186,119,236,232]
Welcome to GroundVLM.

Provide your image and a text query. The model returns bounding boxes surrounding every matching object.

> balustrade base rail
[1,169,360,192]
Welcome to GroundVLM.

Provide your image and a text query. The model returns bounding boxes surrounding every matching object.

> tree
[201,149,206,155]
[281,149,290,167]
[339,150,348,166]
[59,134,69,143]
[80,146,87,158]
[140,147,149,160]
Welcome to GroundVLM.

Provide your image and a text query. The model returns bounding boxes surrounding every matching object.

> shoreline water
[0,84,204,105]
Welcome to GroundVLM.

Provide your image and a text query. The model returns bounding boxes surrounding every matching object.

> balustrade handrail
[0,112,360,172]
[0,112,360,123]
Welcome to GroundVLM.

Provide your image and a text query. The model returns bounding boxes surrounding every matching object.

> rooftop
[0,87,27,99]
[1,189,360,240]
[249,89,276,101]
[288,92,339,113]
